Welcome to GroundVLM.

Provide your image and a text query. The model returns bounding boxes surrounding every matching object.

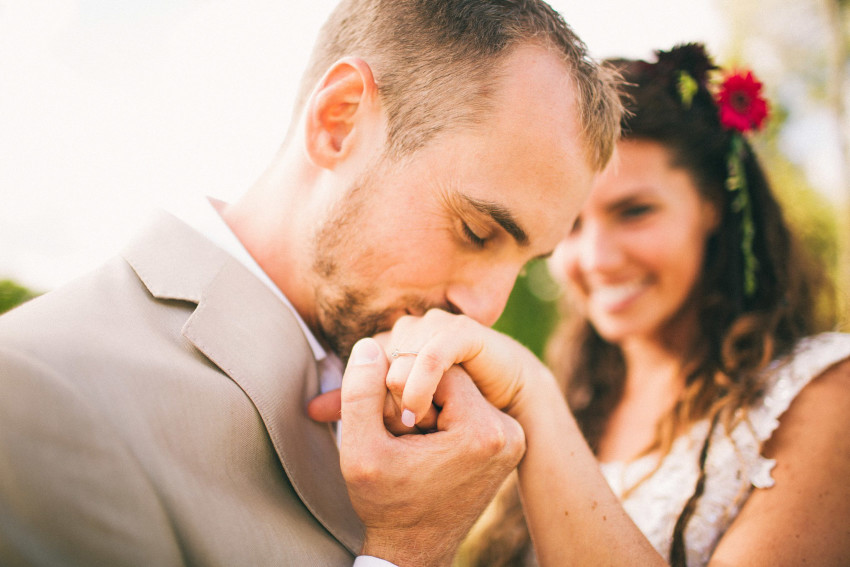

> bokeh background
[2,0,848,346]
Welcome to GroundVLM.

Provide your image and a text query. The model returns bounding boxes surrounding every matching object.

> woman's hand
[381,308,552,427]
[308,308,553,433]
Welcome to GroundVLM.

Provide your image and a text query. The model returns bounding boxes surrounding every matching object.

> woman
[375,44,850,566]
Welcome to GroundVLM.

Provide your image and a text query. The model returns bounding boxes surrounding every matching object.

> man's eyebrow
[461,195,529,246]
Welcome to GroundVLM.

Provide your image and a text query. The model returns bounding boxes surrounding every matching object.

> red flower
[716,71,769,132]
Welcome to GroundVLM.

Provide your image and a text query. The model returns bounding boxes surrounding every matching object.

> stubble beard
[309,162,404,361]
[314,275,432,361]
[315,288,397,361]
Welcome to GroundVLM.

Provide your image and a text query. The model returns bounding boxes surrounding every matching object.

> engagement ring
[391,349,419,359]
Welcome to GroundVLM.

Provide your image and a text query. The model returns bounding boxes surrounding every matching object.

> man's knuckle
[342,455,382,485]
[469,423,508,456]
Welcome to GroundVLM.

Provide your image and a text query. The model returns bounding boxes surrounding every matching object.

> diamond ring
[391,349,419,358]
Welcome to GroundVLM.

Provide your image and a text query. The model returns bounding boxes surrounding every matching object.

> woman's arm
[708,357,850,566]
[509,371,667,566]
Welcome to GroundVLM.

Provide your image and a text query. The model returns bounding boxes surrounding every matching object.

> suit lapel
[123,212,364,554]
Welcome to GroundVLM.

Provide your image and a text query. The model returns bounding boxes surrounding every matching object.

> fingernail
[350,338,381,366]
[401,409,416,428]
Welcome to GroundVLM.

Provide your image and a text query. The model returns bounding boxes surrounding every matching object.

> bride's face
[550,139,719,345]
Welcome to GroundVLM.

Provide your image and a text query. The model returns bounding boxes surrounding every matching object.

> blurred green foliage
[767,152,839,275]
[0,279,39,315]
[493,258,562,360]
[722,0,850,330]
[757,122,846,330]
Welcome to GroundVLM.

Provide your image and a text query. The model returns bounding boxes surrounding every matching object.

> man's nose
[446,262,520,327]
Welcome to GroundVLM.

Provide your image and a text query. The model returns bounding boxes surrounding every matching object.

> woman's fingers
[382,385,439,435]
[385,309,543,424]
[404,317,496,422]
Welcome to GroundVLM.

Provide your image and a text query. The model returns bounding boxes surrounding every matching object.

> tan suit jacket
[0,212,364,566]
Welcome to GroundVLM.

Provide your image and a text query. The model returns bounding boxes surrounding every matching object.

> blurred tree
[760,138,841,327]
[0,279,40,315]
[718,0,849,329]
[824,0,850,327]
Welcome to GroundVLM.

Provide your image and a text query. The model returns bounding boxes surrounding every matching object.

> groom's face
[310,46,597,359]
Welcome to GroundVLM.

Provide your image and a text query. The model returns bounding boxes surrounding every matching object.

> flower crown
[648,44,770,297]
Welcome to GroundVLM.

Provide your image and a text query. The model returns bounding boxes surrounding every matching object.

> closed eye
[462,222,488,248]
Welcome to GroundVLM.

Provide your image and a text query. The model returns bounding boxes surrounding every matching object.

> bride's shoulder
[712,350,850,565]
[761,332,850,462]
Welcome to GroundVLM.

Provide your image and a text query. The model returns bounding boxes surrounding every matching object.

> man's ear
[304,57,379,169]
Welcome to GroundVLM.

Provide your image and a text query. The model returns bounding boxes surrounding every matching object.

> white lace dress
[599,332,850,567]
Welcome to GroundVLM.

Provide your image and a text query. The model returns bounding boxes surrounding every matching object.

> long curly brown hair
[459,44,832,567]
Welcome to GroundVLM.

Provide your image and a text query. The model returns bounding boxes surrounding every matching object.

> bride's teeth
[593,282,643,304]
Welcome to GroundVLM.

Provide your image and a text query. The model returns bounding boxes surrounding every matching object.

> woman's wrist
[506,363,564,424]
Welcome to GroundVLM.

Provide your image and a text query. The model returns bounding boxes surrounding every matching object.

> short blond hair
[293,0,621,170]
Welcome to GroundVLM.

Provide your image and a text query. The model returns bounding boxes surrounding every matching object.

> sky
[1,0,729,291]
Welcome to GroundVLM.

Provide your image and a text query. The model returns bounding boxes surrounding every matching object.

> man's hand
[339,338,526,567]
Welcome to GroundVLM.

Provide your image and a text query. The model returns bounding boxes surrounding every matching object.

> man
[0,1,620,565]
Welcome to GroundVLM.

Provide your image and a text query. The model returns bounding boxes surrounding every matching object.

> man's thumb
[339,338,389,437]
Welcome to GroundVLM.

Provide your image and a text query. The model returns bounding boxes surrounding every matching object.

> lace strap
[749,332,850,443]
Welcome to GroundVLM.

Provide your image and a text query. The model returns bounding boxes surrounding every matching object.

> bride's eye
[621,204,653,219]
